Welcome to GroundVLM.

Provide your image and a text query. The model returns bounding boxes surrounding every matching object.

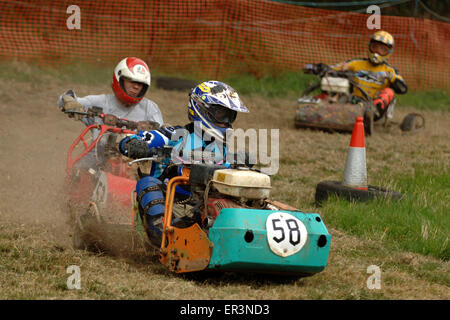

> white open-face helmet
[112,57,151,106]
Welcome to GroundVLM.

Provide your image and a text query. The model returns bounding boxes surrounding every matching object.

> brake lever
[128,157,159,166]
[127,146,174,166]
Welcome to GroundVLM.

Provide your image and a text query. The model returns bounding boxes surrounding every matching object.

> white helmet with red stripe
[112,57,151,106]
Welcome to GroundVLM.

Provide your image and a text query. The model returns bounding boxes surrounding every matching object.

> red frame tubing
[66,124,137,179]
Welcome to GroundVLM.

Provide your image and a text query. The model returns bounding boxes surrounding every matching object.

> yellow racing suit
[330,58,407,99]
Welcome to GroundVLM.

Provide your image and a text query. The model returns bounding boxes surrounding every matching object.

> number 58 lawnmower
[64,109,331,276]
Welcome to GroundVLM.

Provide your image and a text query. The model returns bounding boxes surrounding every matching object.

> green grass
[224,71,317,98]
[0,59,203,87]
[224,71,450,111]
[223,71,449,112]
[0,59,112,85]
[1,59,448,110]
[320,164,449,261]
[396,90,450,111]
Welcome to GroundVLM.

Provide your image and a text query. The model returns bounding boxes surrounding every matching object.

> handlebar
[63,106,160,131]
[302,63,372,102]
[63,106,103,117]
[303,63,356,78]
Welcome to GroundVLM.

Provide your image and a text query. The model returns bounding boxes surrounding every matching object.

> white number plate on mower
[266,212,307,257]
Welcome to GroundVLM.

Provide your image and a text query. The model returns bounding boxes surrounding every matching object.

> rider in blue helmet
[118,80,249,246]
[187,80,249,143]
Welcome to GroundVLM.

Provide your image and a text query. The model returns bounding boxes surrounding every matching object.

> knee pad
[136,176,165,223]
[374,88,395,110]
[373,88,395,121]
[136,177,165,243]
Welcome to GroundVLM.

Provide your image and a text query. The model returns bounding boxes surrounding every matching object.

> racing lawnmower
[123,153,331,277]
[64,109,331,276]
[295,65,385,135]
[295,64,425,135]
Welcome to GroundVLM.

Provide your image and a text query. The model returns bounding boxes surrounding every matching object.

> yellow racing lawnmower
[295,66,377,135]
[295,65,424,135]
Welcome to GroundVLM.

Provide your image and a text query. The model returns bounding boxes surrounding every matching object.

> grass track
[0,61,448,299]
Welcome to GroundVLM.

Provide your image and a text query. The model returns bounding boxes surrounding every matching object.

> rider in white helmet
[58,57,164,168]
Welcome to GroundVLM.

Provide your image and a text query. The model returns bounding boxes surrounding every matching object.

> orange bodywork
[159,173,213,273]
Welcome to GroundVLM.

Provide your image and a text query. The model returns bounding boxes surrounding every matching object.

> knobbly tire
[72,225,85,250]
[72,213,98,250]
[400,113,425,133]
[72,215,89,250]
[315,180,403,205]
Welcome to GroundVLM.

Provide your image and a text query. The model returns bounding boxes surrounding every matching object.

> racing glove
[103,114,118,126]
[62,94,85,120]
[303,63,328,75]
[302,64,315,74]
[314,63,329,75]
[119,135,150,159]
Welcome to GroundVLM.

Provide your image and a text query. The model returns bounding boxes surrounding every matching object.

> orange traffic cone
[342,116,368,190]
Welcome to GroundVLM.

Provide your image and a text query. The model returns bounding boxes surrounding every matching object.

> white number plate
[266,212,307,257]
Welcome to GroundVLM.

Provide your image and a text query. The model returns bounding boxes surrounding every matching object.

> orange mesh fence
[0,0,448,90]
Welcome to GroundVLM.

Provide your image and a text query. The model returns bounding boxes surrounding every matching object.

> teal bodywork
[207,208,331,275]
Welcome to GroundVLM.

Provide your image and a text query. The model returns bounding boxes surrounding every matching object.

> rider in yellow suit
[307,31,408,121]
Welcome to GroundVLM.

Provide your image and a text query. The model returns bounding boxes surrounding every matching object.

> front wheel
[72,214,89,250]
[363,108,374,136]
[72,208,101,250]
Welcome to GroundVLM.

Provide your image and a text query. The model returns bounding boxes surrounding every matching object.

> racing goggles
[203,104,237,125]
[369,40,391,56]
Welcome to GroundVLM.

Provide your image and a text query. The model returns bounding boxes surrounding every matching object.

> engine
[188,165,273,228]
[200,198,243,228]
[210,168,271,199]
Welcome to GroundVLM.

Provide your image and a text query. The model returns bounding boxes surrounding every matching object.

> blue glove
[119,135,150,159]
[119,135,136,156]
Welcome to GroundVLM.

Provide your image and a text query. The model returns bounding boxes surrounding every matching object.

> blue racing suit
[119,121,230,246]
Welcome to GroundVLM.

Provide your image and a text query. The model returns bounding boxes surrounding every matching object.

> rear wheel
[400,113,425,133]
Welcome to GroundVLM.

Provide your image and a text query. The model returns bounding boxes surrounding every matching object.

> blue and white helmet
[188,81,249,142]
